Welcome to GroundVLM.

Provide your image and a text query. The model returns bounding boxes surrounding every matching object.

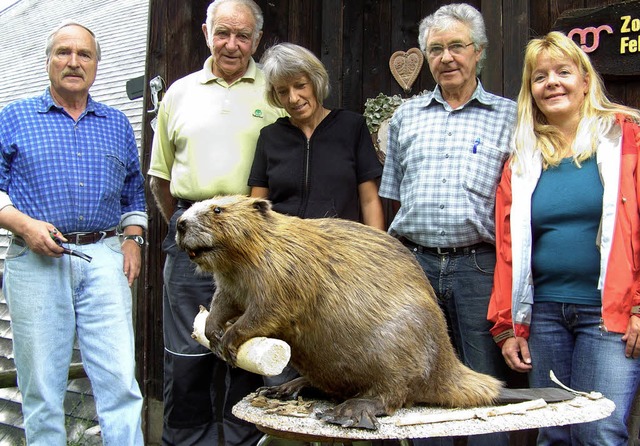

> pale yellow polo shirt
[148,57,285,200]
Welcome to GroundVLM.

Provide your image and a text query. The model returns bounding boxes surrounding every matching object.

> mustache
[62,70,84,78]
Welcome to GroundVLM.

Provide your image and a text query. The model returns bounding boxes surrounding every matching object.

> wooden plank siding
[501,0,530,99]
[139,0,640,416]
[137,0,212,400]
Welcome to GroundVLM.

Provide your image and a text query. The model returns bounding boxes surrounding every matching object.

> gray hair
[418,3,487,74]
[45,20,101,62]
[260,43,330,109]
[206,0,264,47]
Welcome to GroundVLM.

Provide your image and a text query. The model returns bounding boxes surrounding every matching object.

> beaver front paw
[316,398,384,430]
[206,329,226,359]
[220,330,240,365]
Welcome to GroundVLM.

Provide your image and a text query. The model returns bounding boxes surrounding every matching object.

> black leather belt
[62,229,118,245]
[400,237,491,256]
[176,198,194,209]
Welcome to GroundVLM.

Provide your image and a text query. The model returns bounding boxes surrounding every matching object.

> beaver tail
[426,362,503,408]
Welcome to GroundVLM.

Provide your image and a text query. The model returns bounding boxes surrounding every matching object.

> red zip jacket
[488,116,640,346]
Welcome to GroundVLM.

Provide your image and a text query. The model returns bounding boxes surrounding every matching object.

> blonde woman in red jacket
[487,31,640,446]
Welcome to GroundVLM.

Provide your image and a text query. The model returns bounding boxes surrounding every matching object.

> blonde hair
[511,31,640,173]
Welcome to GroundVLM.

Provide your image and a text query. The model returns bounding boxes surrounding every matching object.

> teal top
[531,156,603,306]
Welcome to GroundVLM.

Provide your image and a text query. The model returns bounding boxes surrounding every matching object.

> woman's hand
[502,336,533,372]
[622,315,640,359]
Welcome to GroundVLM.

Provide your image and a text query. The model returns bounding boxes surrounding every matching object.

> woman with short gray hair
[249,42,384,230]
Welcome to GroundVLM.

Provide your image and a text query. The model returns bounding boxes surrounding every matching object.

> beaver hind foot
[317,398,386,430]
[257,376,311,400]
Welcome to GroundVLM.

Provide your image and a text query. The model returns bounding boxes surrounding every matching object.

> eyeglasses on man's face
[427,42,474,58]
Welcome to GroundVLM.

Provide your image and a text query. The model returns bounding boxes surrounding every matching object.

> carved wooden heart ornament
[389,48,424,92]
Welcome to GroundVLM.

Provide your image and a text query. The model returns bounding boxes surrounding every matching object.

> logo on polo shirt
[252,109,263,118]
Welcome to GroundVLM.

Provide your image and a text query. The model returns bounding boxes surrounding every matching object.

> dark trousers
[161,208,263,446]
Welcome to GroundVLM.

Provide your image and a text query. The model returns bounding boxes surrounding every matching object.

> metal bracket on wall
[148,76,165,132]
[148,75,165,114]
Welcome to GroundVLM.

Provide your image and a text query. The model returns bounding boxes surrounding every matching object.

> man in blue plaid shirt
[380,5,516,446]
[0,21,145,445]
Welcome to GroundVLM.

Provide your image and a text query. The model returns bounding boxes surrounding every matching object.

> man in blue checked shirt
[0,21,145,445]
[380,4,516,446]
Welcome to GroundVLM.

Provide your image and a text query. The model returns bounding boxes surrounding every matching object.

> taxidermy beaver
[175,195,503,429]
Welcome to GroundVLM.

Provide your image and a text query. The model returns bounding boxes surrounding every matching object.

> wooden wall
[259,0,484,104]
[137,0,640,407]
[531,0,640,108]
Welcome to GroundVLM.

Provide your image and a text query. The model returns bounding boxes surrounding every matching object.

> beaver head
[175,195,273,272]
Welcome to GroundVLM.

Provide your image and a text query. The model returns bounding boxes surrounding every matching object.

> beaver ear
[252,197,272,216]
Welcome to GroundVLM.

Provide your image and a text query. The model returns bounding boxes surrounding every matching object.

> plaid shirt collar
[38,87,107,118]
[424,80,499,110]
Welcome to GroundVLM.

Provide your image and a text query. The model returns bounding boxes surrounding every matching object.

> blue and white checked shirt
[379,81,516,247]
[0,88,147,234]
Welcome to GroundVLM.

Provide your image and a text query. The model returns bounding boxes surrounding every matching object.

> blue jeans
[410,244,508,446]
[4,236,143,446]
[528,302,640,446]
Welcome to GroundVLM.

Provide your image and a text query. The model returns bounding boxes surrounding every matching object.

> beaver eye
[213,207,222,214]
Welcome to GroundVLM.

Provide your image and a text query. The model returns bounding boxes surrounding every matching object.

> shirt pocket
[101,152,127,202]
[462,140,509,199]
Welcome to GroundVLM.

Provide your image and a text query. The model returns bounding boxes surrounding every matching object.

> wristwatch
[123,234,145,247]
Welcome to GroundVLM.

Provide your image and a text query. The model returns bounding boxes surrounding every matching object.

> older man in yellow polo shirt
[148,1,285,445]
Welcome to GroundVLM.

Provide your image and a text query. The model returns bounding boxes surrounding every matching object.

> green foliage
[363,93,403,134]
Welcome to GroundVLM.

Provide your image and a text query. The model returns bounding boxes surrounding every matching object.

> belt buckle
[74,233,90,244]
[98,231,108,242]
[436,246,456,255]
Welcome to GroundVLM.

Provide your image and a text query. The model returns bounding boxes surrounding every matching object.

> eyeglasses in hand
[51,234,93,263]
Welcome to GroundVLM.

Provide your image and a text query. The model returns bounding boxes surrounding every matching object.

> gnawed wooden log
[192,305,291,376]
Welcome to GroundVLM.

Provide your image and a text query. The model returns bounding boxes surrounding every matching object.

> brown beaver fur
[176,195,502,429]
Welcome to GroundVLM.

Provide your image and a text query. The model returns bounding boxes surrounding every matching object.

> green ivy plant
[363,93,404,135]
